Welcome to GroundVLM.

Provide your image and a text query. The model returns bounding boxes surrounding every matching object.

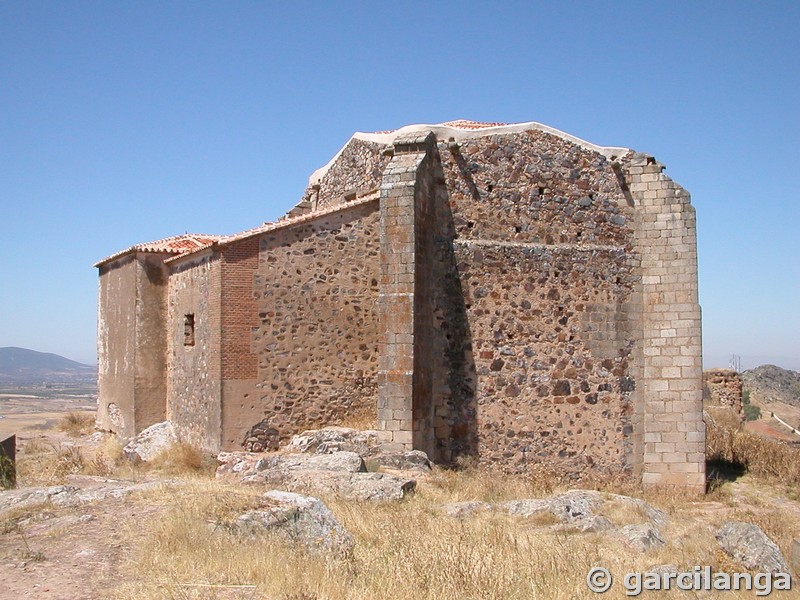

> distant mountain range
[741,364,800,410]
[0,347,96,385]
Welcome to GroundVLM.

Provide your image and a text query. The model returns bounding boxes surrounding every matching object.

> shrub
[58,412,95,437]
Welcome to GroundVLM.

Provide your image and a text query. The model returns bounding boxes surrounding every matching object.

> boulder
[216,452,263,479]
[216,450,366,481]
[285,427,383,456]
[234,490,354,554]
[257,451,366,475]
[368,450,432,473]
[716,521,789,573]
[616,524,665,552]
[548,490,603,523]
[252,470,416,502]
[122,421,176,463]
[500,499,550,518]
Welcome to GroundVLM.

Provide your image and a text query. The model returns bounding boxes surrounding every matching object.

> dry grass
[147,442,216,477]
[706,414,800,484]
[15,433,128,485]
[110,461,788,600]
[57,411,96,437]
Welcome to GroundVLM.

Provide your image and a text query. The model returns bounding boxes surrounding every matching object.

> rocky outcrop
[616,524,665,552]
[216,450,416,502]
[122,421,176,463]
[234,490,354,554]
[443,489,667,549]
[285,427,384,456]
[0,476,174,516]
[716,521,789,573]
[368,450,432,473]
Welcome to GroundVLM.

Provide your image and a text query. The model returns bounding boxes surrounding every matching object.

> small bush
[743,403,762,421]
[148,442,215,476]
[58,412,95,437]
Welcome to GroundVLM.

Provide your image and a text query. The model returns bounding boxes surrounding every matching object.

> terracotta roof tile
[94,234,224,267]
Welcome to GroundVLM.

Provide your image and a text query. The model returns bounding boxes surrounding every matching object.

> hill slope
[741,364,800,409]
[0,347,96,385]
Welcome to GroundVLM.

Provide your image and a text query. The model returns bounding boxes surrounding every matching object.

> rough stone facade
[95,120,705,491]
[704,368,744,415]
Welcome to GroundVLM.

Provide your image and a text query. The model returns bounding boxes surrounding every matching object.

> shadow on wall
[432,147,478,464]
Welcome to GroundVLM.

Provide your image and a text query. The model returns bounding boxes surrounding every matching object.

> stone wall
[166,251,222,452]
[97,253,168,438]
[704,368,743,414]
[629,154,705,492]
[251,200,381,445]
[421,131,639,475]
[307,138,388,210]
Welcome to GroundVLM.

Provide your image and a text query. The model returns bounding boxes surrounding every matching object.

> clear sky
[1,2,798,370]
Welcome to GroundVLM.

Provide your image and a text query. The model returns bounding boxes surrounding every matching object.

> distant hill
[741,364,800,410]
[0,347,96,385]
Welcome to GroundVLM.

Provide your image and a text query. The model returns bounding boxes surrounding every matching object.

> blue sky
[1,2,798,370]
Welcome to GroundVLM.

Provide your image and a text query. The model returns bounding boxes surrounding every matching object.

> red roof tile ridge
[94,233,224,267]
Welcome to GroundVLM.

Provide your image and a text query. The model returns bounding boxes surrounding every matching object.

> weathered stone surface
[122,421,176,463]
[500,499,550,518]
[216,450,366,480]
[616,524,665,552]
[556,515,613,533]
[548,490,602,523]
[252,470,415,502]
[285,427,383,457]
[369,450,432,472]
[716,521,789,573]
[256,451,366,474]
[0,477,174,516]
[234,490,354,554]
[216,451,263,478]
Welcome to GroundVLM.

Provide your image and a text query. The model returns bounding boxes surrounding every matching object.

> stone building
[95,120,705,491]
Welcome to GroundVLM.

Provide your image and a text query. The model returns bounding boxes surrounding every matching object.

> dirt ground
[0,396,95,441]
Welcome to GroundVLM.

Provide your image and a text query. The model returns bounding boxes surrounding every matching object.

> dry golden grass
[110,461,790,600]
[57,411,96,437]
[147,442,216,477]
[706,414,800,483]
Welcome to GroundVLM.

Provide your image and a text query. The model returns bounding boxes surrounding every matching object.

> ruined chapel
[95,120,705,491]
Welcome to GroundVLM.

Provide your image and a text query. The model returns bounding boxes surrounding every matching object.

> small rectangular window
[184,314,195,346]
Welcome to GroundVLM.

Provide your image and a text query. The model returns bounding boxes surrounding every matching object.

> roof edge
[308,121,632,186]
[166,193,380,266]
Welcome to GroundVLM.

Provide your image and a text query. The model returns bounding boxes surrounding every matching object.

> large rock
[285,427,383,456]
[440,501,490,518]
[256,470,416,502]
[368,450,432,473]
[216,451,366,480]
[500,499,550,518]
[716,521,789,573]
[234,490,354,554]
[123,421,176,463]
[616,524,665,552]
[548,490,603,523]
